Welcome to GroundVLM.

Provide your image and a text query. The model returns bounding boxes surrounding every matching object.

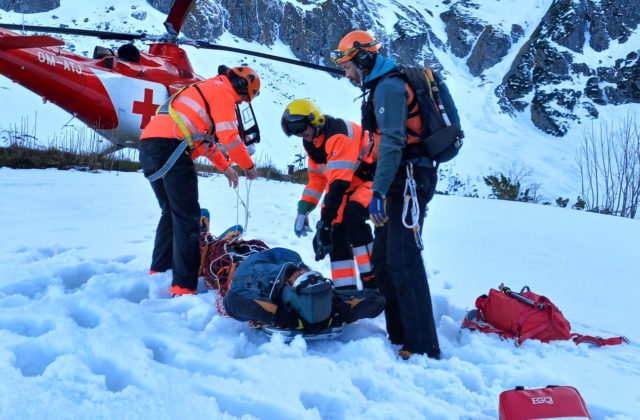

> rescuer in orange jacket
[281,99,376,290]
[139,65,260,296]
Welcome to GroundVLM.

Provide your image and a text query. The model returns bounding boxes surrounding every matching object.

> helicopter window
[93,46,115,60]
[103,57,115,69]
[178,67,193,79]
[117,43,141,64]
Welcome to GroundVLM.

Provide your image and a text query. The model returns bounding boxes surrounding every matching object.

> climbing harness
[146,83,226,182]
[402,163,424,250]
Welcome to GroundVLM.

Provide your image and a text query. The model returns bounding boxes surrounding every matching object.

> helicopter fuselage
[0,27,203,149]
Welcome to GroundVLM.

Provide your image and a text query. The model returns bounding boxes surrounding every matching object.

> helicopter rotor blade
[0,35,65,50]
[164,0,196,36]
[0,21,344,76]
[0,23,145,41]
[185,40,343,75]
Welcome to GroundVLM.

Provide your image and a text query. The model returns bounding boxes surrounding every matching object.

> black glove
[312,220,333,261]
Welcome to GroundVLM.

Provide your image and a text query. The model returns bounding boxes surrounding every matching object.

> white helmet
[292,270,327,288]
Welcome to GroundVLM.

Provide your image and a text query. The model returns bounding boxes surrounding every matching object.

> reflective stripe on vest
[309,165,326,174]
[156,86,194,148]
[327,160,356,171]
[155,83,214,150]
[302,188,322,200]
[173,95,213,128]
[343,119,354,141]
[172,109,198,138]
[215,121,238,131]
[225,135,244,151]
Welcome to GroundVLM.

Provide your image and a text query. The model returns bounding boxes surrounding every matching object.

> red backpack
[462,284,628,347]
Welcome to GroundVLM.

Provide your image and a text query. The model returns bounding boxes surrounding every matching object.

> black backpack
[395,66,464,163]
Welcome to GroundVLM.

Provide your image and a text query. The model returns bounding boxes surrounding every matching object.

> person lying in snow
[198,210,384,332]
[223,247,385,332]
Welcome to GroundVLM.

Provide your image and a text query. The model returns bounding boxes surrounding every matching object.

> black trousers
[371,165,440,358]
[329,201,374,262]
[139,138,201,291]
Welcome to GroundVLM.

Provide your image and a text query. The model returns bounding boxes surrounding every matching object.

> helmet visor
[331,48,351,63]
[281,115,309,136]
[331,40,380,63]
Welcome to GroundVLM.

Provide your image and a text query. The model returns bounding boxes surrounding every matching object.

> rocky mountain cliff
[496,0,640,135]
[3,0,639,137]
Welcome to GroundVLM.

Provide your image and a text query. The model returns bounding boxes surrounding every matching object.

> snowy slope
[0,167,638,419]
[2,0,637,201]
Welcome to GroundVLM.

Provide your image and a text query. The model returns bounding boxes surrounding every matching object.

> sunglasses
[330,40,380,62]
[282,115,310,136]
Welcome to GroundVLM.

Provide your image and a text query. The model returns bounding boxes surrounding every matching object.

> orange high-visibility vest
[301,118,373,211]
[140,75,254,170]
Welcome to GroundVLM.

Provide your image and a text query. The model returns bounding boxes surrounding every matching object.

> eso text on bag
[499,385,592,420]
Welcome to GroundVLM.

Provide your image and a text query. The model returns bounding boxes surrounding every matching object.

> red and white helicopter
[0,0,340,154]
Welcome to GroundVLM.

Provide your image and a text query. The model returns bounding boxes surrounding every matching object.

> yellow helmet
[281,99,325,136]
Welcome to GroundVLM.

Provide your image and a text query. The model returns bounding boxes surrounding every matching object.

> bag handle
[571,333,629,346]
[499,283,545,310]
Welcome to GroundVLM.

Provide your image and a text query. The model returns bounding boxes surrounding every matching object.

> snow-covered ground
[0,167,638,419]
[2,2,639,417]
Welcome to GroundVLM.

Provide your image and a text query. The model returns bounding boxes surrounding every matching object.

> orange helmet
[331,30,381,64]
[227,65,260,102]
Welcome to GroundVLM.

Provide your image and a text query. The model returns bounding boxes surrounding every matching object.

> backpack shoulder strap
[461,309,517,339]
[192,82,215,134]
[571,333,629,346]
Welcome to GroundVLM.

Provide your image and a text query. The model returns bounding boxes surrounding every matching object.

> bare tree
[576,113,640,218]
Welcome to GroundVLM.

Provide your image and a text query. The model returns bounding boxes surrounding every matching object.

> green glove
[297,200,316,215]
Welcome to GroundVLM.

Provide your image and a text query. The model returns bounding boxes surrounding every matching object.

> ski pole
[499,283,544,310]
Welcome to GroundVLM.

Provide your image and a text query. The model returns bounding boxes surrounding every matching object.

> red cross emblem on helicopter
[132,88,160,129]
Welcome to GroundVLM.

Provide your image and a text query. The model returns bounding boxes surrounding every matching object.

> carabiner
[401,164,424,250]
